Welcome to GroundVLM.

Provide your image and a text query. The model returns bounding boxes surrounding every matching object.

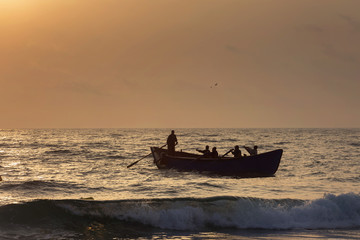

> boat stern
[150,147,159,163]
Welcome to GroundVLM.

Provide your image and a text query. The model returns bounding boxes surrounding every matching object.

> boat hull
[150,147,283,177]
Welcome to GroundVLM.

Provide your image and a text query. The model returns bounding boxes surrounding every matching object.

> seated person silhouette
[231,145,242,158]
[211,147,218,157]
[244,145,258,156]
[196,145,211,157]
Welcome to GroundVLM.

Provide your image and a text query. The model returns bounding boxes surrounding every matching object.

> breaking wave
[0,193,359,231]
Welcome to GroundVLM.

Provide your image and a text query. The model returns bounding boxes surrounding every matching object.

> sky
[1,0,359,128]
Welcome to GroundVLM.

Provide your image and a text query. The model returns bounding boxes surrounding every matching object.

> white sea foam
[57,193,360,230]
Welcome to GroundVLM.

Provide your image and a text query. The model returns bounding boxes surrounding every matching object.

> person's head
[235,145,239,150]
[212,147,216,151]
[171,130,175,134]
[254,145,258,149]
[205,145,209,150]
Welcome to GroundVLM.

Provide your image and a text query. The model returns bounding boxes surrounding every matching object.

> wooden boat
[150,147,283,177]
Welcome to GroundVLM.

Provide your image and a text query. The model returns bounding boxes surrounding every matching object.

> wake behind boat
[150,147,283,177]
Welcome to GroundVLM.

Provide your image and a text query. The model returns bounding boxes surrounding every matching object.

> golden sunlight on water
[1,128,359,202]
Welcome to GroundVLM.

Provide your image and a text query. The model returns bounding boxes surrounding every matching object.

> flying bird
[210,82,219,88]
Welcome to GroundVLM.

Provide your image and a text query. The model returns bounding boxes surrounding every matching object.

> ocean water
[0,128,359,239]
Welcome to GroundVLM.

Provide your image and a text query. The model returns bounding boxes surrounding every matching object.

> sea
[0,128,359,240]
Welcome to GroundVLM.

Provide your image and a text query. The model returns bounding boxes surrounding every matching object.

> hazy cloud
[295,24,324,33]
[225,45,241,54]
[322,44,358,63]
[60,81,107,96]
[339,14,360,32]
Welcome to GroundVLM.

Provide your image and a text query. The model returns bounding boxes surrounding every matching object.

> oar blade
[127,153,151,168]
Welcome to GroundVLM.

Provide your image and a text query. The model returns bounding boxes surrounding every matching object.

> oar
[221,149,234,158]
[127,144,167,168]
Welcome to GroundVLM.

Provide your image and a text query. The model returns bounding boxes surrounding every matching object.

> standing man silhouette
[167,130,178,155]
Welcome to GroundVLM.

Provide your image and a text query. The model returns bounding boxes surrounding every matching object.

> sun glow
[0,0,27,7]
[0,0,38,19]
